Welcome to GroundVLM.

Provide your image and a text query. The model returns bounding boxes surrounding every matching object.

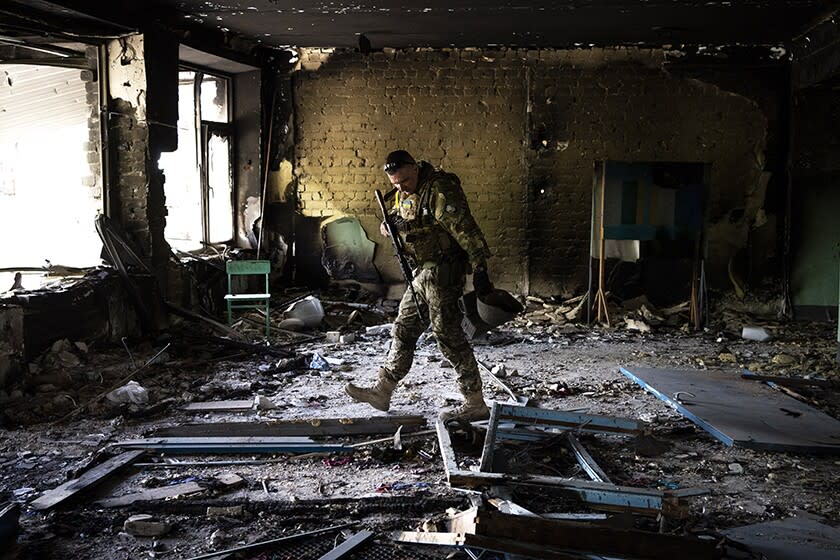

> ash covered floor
[2,289,840,559]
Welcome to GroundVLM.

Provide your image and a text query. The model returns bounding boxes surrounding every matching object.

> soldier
[345,150,494,421]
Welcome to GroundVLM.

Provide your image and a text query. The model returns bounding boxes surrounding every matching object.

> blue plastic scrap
[309,353,331,371]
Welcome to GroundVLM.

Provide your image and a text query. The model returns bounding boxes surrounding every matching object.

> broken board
[152,415,426,438]
[722,514,840,559]
[620,366,840,454]
[114,437,352,454]
[30,450,144,510]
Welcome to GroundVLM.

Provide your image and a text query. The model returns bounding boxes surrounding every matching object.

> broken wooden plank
[114,437,353,454]
[152,415,426,437]
[317,530,374,560]
[621,366,840,454]
[30,450,144,511]
[182,400,255,412]
[96,482,205,508]
[473,510,723,560]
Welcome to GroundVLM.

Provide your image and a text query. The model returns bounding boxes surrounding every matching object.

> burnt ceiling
[1,1,838,52]
[167,0,835,49]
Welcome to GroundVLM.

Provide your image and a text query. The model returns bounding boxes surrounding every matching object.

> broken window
[0,61,102,290]
[159,70,233,251]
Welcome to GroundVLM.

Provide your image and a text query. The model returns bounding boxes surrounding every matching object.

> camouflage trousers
[382,263,482,396]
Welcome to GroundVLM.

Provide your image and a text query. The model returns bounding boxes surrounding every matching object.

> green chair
[225,260,271,336]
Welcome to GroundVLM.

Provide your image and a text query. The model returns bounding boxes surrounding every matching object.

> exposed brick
[293,47,766,295]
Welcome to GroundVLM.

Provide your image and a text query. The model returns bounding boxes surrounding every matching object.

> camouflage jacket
[389,161,490,271]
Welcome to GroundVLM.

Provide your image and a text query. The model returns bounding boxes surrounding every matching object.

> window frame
[168,64,236,250]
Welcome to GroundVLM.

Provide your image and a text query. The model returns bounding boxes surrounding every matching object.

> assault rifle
[375,189,427,322]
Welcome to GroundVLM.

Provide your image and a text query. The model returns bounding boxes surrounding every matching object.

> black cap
[383,150,415,173]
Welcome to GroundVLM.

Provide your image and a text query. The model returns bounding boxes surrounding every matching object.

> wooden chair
[224,260,270,336]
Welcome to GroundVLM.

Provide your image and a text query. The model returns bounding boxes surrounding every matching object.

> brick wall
[526,50,767,295]
[82,46,103,204]
[293,47,768,296]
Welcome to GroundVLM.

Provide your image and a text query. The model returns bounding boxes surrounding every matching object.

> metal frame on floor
[437,403,707,519]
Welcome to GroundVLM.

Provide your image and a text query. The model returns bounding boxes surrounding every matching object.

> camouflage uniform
[381,162,491,395]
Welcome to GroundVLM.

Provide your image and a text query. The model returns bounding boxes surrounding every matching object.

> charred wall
[293,47,771,296]
[293,48,528,292]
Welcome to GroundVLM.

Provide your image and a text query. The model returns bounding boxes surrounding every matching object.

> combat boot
[345,368,397,412]
[439,390,489,422]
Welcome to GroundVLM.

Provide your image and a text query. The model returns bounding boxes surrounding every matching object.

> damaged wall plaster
[105,33,173,323]
[108,35,147,123]
[234,70,262,248]
[293,47,770,296]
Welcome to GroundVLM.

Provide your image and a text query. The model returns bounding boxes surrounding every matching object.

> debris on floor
[2,283,840,559]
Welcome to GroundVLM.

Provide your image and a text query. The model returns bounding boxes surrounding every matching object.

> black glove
[473,266,493,296]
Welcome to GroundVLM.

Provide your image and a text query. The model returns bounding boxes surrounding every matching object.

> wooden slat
[113,436,350,454]
[30,450,144,511]
[152,415,426,437]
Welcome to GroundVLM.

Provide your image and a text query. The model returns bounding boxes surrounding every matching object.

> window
[0,61,103,290]
[159,70,233,251]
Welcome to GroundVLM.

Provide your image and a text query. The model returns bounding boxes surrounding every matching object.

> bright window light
[0,64,102,291]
